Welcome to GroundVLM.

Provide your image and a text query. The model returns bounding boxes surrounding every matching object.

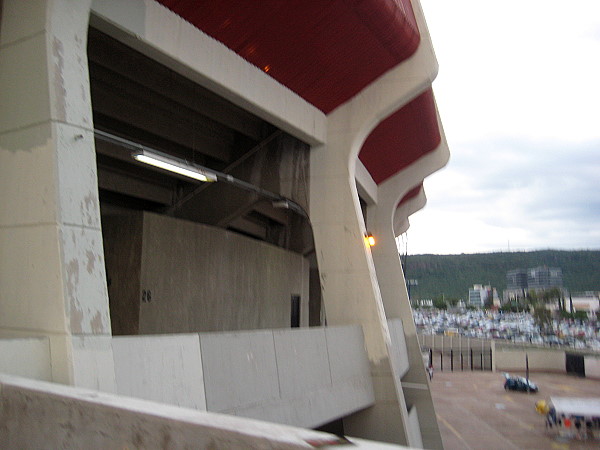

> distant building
[569,292,600,318]
[504,266,563,301]
[506,269,527,296]
[412,298,433,308]
[528,266,563,292]
[468,284,498,308]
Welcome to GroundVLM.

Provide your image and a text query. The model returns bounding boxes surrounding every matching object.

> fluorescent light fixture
[133,149,217,182]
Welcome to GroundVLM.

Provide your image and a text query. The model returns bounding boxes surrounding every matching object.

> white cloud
[408,1,600,254]
[425,0,600,141]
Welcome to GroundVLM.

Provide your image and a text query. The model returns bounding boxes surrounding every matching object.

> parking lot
[428,371,600,449]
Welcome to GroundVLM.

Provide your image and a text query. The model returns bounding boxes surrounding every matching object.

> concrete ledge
[0,374,395,449]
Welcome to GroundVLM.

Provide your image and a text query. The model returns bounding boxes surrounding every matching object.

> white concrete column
[311,126,414,446]
[368,109,449,323]
[0,0,115,390]
[394,189,427,237]
[309,13,440,450]
[309,2,445,446]
[366,122,448,450]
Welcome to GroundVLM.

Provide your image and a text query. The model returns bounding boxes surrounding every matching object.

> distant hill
[403,250,600,300]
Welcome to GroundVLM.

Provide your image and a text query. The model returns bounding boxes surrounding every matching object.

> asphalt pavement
[428,370,600,450]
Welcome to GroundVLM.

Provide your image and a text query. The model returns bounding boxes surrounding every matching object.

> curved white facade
[0,1,448,447]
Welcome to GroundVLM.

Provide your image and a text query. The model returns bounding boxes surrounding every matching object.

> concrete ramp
[0,374,408,449]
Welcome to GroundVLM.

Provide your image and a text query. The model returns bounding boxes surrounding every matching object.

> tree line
[405,249,600,301]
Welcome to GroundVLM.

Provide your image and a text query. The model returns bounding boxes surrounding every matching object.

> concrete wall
[422,335,600,379]
[0,338,52,381]
[418,334,492,352]
[494,349,566,373]
[112,334,206,410]
[102,211,310,334]
[110,326,373,430]
[199,326,374,428]
[0,326,373,432]
[584,355,600,379]
[102,212,143,335]
[0,374,392,449]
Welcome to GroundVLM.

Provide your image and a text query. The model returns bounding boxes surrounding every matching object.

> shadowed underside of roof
[156,0,440,185]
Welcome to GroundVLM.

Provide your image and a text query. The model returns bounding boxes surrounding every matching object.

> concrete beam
[0,374,400,449]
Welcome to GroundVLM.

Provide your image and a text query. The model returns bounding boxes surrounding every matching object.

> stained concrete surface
[429,371,600,450]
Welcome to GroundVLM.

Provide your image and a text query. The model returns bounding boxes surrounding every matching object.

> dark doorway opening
[566,353,585,377]
[291,295,300,328]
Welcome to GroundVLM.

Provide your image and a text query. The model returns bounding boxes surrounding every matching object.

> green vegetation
[404,250,600,300]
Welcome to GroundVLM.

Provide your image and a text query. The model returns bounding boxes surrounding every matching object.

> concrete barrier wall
[112,334,206,410]
[1,327,376,444]
[494,349,566,373]
[0,337,52,381]
[585,355,600,379]
[111,326,374,429]
[0,374,387,449]
[200,325,375,428]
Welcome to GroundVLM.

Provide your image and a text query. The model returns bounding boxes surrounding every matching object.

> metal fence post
[470,348,473,370]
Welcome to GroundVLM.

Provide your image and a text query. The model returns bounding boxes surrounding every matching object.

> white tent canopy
[550,397,600,417]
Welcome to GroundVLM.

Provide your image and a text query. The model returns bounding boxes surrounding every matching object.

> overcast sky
[403,0,600,255]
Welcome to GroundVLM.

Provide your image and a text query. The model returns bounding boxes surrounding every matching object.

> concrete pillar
[366,115,448,450]
[310,125,413,446]
[368,109,449,323]
[0,0,115,390]
[309,2,444,446]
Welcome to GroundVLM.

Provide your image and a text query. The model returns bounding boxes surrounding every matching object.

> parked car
[503,373,538,392]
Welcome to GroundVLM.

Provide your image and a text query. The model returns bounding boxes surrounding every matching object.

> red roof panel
[156,0,420,113]
[359,89,440,184]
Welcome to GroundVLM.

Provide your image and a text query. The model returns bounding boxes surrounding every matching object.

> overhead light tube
[132,149,217,182]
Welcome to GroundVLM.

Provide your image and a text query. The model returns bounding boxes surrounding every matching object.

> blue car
[503,373,538,392]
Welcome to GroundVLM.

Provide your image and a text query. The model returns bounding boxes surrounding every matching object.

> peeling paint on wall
[0,127,52,153]
[85,250,95,274]
[81,192,97,226]
[66,258,83,333]
[90,311,104,334]
[52,38,67,122]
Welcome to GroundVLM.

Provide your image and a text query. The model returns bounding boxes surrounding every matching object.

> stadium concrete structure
[0,0,449,447]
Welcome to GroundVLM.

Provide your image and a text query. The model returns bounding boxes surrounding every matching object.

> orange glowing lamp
[365,232,376,247]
